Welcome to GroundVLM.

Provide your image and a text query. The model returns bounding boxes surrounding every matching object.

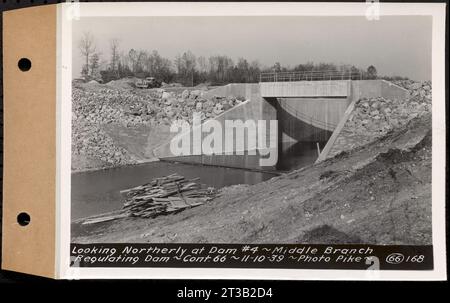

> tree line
[78,31,383,86]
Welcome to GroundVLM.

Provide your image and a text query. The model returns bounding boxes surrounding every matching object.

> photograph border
[57,2,447,280]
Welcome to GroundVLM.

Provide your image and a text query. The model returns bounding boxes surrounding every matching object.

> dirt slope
[72,113,432,245]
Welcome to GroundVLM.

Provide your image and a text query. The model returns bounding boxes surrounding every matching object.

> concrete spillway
[153,80,409,171]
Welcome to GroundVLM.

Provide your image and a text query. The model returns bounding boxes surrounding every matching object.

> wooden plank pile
[120,173,216,218]
[74,173,216,225]
[74,209,130,225]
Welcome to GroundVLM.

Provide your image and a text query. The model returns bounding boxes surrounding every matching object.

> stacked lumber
[75,174,216,225]
[121,173,216,218]
[73,209,130,225]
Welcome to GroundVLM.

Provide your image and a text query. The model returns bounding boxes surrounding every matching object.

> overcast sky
[72,16,431,81]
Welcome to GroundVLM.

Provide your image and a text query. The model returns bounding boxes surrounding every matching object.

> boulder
[371,101,380,109]
[190,90,202,97]
[181,90,190,99]
[213,108,224,115]
[161,91,172,100]
[166,110,174,118]
[409,82,422,90]
[370,110,380,116]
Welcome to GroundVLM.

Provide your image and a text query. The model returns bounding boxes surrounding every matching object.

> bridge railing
[259,70,363,82]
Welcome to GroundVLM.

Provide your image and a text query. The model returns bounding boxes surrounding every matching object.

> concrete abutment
[153,80,409,170]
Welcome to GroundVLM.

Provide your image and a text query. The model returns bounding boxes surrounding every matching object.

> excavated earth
[72,113,432,245]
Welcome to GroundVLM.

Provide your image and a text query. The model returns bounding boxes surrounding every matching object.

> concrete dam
[154,74,409,171]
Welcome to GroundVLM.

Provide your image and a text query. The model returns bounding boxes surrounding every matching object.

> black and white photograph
[1,1,447,283]
[62,2,446,279]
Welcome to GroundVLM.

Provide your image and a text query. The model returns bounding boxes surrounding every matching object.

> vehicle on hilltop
[135,77,162,89]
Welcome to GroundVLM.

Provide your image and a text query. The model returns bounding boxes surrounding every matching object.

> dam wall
[155,80,409,170]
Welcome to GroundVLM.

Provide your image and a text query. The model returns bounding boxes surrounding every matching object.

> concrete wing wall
[380,80,411,100]
[317,80,410,162]
[203,83,260,99]
[351,80,409,100]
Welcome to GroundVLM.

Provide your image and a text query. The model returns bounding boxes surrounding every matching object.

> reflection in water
[71,161,275,220]
[277,141,326,171]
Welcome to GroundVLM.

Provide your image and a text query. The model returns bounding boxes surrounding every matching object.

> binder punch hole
[17,212,31,226]
[18,58,31,71]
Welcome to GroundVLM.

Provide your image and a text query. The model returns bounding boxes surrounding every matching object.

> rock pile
[73,86,244,127]
[158,89,245,123]
[71,120,136,167]
[393,80,432,103]
[328,81,432,158]
[72,84,244,170]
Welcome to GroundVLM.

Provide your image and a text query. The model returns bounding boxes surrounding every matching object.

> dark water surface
[71,161,275,220]
[72,139,326,220]
[277,141,326,171]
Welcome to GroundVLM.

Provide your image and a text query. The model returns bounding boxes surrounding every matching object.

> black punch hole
[17,212,31,226]
[18,58,32,72]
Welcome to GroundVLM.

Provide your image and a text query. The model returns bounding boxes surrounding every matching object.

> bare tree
[109,38,120,73]
[89,53,101,81]
[78,31,96,79]
[197,56,209,74]
[128,49,138,73]
[145,50,174,82]
[136,50,147,73]
[175,51,196,85]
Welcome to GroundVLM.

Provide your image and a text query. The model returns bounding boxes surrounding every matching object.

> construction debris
[75,174,216,225]
[121,173,216,218]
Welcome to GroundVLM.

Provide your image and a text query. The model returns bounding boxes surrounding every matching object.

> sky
[72,16,432,81]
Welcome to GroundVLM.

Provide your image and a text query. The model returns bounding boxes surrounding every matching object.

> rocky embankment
[327,81,431,158]
[72,82,245,171]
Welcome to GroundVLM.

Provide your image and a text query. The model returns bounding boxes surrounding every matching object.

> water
[277,141,326,171]
[72,140,327,220]
[71,161,275,220]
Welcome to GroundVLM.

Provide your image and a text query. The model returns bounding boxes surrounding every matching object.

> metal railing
[259,70,363,82]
